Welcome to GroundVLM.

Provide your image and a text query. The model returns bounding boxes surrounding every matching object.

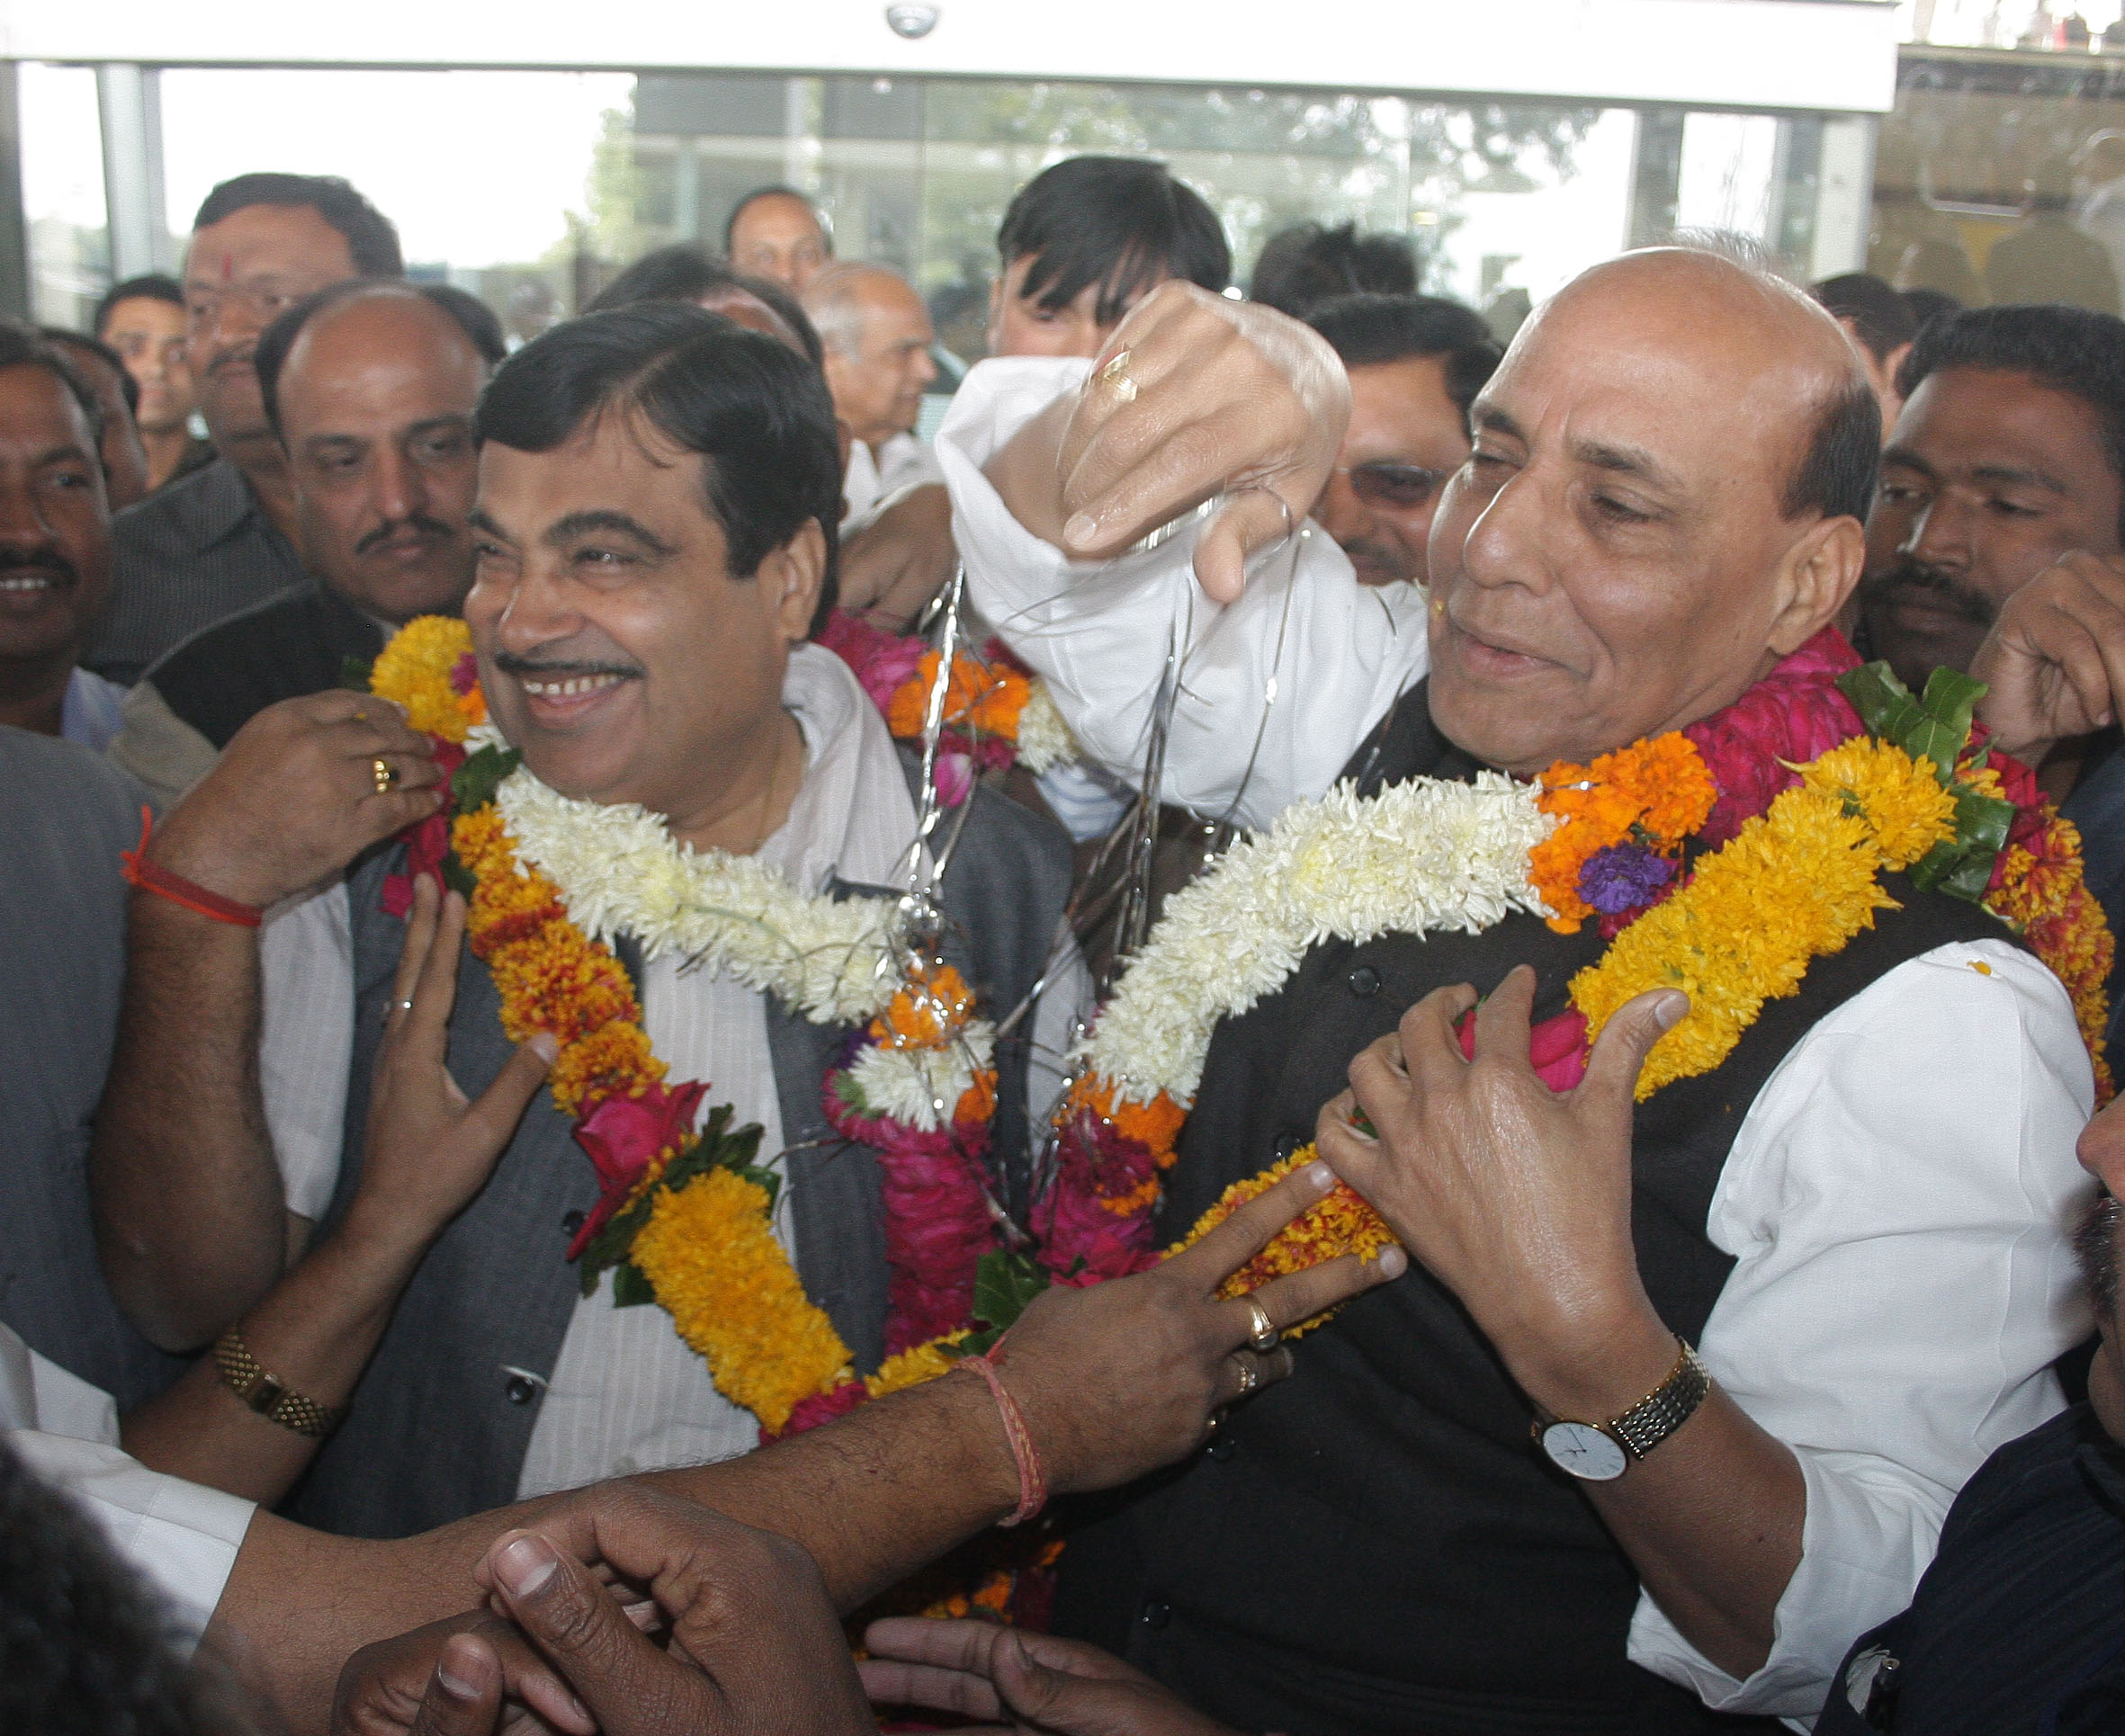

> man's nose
[1457,466,1550,593]
[1904,494,1971,574]
[492,562,581,652]
[371,445,425,527]
[0,478,54,545]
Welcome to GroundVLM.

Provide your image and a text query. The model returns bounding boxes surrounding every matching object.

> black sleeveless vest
[1053,685,2024,1736]
[283,755,1071,1539]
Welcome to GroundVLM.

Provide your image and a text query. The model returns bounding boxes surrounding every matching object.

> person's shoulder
[0,726,149,834]
[143,582,333,682]
[108,457,238,555]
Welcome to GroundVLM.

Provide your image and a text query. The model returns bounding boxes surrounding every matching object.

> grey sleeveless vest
[286,755,1071,1538]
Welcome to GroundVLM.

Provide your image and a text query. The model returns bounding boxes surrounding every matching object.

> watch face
[1540,1420,1628,1481]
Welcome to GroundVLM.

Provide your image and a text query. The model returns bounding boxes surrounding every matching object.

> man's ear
[1766,513,1866,657]
[764,520,829,643]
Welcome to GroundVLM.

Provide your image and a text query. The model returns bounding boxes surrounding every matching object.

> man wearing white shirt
[936,258,2094,1732]
[92,305,1080,1537]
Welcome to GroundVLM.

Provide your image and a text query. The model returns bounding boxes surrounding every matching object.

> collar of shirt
[756,640,922,898]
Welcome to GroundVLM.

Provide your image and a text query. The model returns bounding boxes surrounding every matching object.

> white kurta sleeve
[1626,938,2096,1721]
[935,357,1430,830]
[257,878,356,1222]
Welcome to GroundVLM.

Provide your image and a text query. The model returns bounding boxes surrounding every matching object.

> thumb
[1194,486,1303,605]
[1577,989,1688,1109]
[461,1032,559,1148]
[407,1634,502,1736]
[485,1532,688,1731]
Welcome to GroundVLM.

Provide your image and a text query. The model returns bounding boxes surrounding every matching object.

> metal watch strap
[212,1327,343,1439]
[1606,1338,1711,1460]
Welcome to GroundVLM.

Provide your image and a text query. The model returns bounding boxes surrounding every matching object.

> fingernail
[436,1636,491,1700]
[1305,1159,1334,1191]
[1376,1245,1409,1279]
[1063,512,1098,548]
[529,1032,560,1062]
[494,1533,559,1597]
[1654,991,1688,1030]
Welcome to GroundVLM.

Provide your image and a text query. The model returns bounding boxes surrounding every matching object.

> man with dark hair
[1304,291,1501,586]
[107,281,504,807]
[1811,271,1918,435]
[1902,285,1960,333]
[940,252,2089,1731]
[588,242,823,364]
[85,172,402,685]
[94,273,211,494]
[988,157,1230,361]
[1250,220,1418,319]
[41,328,153,511]
[0,324,127,753]
[724,185,831,291]
[1858,303,2125,692]
[93,305,1089,1540]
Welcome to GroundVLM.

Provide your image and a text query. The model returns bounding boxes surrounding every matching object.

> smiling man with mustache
[934,252,2096,1732]
[110,282,505,808]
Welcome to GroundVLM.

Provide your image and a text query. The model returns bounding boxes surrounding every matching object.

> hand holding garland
[1316,967,1806,1683]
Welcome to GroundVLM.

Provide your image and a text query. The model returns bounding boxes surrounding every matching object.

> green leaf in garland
[340,654,375,694]
[452,742,522,817]
[441,854,477,899]
[955,1249,1053,1356]
[1909,783,2018,902]
[611,1262,656,1308]
[1835,662,1987,788]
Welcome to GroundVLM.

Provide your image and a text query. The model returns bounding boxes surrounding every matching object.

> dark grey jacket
[286,762,1071,1537]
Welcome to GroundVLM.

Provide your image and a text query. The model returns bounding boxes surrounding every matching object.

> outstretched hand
[1314,966,1681,1407]
[860,1618,1239,1736]
[344,873,556,1262]
[1000,1159,1406,1497]
[1971,549,2125,760]
[988,281,1349,604]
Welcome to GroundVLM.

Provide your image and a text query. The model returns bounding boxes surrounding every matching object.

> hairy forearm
[211,1370,1022,1733]
[122,1222,429,1505]
[91,895,283,1350]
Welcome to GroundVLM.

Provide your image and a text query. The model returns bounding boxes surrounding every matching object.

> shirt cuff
[9,1431,256,1652]
[1626,1445,1957,1719]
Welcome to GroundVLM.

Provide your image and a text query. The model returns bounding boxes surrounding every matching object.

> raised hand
[860,1618,1239,1736]
[148,689,444,910]
[1970,550,2125,760]
[988,281,1349,604]
[344,873,557,1261]
[1001,1160,1407,1496]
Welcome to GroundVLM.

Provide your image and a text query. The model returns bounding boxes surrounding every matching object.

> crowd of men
[7,149,2125,1736]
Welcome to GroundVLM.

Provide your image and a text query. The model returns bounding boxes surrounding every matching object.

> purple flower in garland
[1577,843,1675,916]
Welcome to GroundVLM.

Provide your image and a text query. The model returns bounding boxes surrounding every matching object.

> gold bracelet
[211,1327,344,1439]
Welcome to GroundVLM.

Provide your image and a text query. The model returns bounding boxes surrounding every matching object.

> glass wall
[1877,44,2125,314]
[23,63,1863,352]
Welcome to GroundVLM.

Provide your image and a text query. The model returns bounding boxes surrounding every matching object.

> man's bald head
[255,281,501,623]
[1422,246,1877,775]
[802,264,937,451]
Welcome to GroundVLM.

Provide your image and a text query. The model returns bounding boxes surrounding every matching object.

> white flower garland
[1015,679,1079,776]
[1081,773,1556,1105]
[496,766,901,1027]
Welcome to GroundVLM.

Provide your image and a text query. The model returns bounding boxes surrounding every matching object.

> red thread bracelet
[959,1341,1046,1527]
[120,807,265,929]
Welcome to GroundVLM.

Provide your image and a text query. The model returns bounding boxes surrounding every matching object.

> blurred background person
[1250,219,1418,319]
[94,273,211,494]
[1811,271,1919,436]
[988,156,1230,359]
[1987,156,2120,315]
[41,329,153,511]
[587,242,822,363]
[724,183,832,291]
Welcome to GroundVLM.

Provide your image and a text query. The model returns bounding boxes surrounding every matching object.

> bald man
[934,255,2094,1732]
[110,282,503,806]
[726,187,831,292]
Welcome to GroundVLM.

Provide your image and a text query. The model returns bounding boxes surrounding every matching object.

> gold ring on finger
[1230,1353,1261,1398]
[1098,347,1138,404]
[1242,1294,1279,1356]
[372,756,399,796]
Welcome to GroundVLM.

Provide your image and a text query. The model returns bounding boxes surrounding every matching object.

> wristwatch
[1533,1338,1710,1482]
[212,1327,344,1439]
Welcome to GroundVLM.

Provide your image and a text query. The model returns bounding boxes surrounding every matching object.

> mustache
[2077,1191,2120,1322]
[0,544,79,586]
[1860,557,1997,627]
[491,649,645,682]
[205,344,256,379]
[354,514,459,559]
